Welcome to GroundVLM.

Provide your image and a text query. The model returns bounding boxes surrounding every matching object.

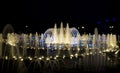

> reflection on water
[0,53,120,73]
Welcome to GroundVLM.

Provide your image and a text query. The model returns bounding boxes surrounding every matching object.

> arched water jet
[2,24,14,57]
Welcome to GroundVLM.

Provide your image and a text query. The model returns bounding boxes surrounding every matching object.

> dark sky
[0,0,119,33]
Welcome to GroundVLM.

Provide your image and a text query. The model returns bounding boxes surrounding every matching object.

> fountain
[0,23,119,73]
[0,23,118,58]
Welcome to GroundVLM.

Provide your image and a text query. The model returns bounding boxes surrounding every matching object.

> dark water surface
[0,53,120,73]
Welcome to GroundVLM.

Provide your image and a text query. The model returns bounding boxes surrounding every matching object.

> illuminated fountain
[0,23,118,59]
[0,23,119,73]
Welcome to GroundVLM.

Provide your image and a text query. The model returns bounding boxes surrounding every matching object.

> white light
[34,56,37,58]
[13,56,16,59]
[70,54,73,57]
[54,57,56,60]
[107,57,110,61]
[28,56,31,59]
[86,53,89,55]
[50,56,52,58]
[41,56,44,59]
[30,58,32,60]
[56,55,59,57]
[90,52,93,54]
[46,57,50,60]
[26,25,28,28]
[82,26,84,29]
[55,48,57,50]
[63,55,65,59]
[19,56,22,59]
[75,53,78,58]
[99,51,101,53]
[5,56,8,60]
[15,58,17,60]
[21,58,23,61]
[109,26,111,28]
[111,26,114,28]
[109,26,114,29]
[70,57,72,59]
[39,57,42,60]
[77,48,80,51]
[106,49,110,52]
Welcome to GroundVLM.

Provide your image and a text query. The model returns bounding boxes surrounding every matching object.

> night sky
[0,0,119,34]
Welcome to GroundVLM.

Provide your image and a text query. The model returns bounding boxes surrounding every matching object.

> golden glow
[7,33,18,46]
